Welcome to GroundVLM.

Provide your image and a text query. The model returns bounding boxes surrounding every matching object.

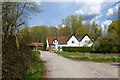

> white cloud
[75,2,101,15]
[101,24,105,31]
[82,14,102,25]
[100,20,112,33]
[106,4,118,20]
[102,20,112,26]
[75,0,119,2]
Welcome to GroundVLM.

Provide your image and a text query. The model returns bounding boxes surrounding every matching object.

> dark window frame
[72,41,75,43]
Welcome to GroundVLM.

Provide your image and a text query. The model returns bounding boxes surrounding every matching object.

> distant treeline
[20,16,102,43]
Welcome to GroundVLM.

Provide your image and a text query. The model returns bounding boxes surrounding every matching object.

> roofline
[66,34,74,42]
[79,34,93,42]
[79,34,87,41]
[66,34,80,42]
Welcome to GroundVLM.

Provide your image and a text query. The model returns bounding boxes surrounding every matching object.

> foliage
[62,47,93,52]
[2,2,43,79]
[90,20,102,41]
[93,33,119,53]
[58,26,71,37]
[108,20,120,35]
[2,2,42,43]
[20,27,31,41]
[24,52,45,78]
[43,37,47,51]
[61,16,89,35]
[2,37,34,78]
[38,47,43,50]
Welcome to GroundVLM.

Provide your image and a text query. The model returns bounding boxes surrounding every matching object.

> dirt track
[40,51,118,78]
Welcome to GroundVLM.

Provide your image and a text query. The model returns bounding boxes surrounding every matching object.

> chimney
[77,32,79,36]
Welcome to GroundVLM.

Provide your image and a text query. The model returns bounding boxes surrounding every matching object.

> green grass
[24,51,45,78]
[56,52,120,62]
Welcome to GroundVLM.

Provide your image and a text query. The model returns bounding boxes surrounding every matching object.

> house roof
[76,34,87,41]
[29,42,43,47]
[47,34,89,45]
[47,37,68,44]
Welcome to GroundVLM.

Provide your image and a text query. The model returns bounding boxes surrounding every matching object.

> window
[53,40,58,43]
[54,40,57,43]
[51,47,54,50]
[57,46,59,49]
[72,41,75,43]
[61,40,62,44]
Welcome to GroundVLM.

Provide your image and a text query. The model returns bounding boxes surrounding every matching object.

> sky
[28,0,119,32]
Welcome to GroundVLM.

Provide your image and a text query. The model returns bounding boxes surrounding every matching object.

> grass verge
[24,51,45,78]
[55,52,120,62]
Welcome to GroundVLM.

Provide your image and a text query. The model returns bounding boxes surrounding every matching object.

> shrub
[2,36,38,78]
[43,37,47,51]
[62,47,93,52]
[38,47,43,50]
[93,33,119,53]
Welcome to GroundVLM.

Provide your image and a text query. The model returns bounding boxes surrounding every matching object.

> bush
[38,47,43,50]
[2,36,38,78]
[62,47,93,52]
[93,33,119,53]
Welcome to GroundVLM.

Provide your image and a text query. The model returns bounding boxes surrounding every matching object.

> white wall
[46,39,49,49]
[80,35,93,47]
[67,35,80,47]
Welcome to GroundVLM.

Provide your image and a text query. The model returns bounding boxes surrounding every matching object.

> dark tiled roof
[47,34,88,44]
[47,37,68,44]
[76,34,87,41]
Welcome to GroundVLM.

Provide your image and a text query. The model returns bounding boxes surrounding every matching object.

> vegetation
[24,51,45,78]
[108,20,120,35]
[93,33,119,53]
[62,47,93,52]
[43,37,47,51]
[90,21,102,41]
[21,15,102,43]
[56,52,119,62]
[2,2,44,79]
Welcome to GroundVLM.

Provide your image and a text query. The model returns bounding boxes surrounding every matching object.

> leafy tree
[93,33,119,53]
[61,15,93,36]
[2,2,42,78]
[107,20,120,52]
[47,26,59,37]
[90,20,102,41]
[2,2,42,43]
[58,26,71,37]
[43,37,47,51]
[20,27,31,41]
[62,15,82,34]
[108,20,120,35]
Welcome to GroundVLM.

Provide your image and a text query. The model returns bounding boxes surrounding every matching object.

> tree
[47,26,59,37]
[108,20,120,35]
[2,2,43,78]
[90,20,102,41]
[20,27,31,41]
[93,33,119,53]
[2,2,42,42]
[43,37,47,51]
[58,26,71,37]
[62,15,82,34]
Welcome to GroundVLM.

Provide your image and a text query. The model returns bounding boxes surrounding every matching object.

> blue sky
[28,1,119,31]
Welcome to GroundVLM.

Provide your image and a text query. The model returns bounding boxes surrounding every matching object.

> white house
[46,34,93,52]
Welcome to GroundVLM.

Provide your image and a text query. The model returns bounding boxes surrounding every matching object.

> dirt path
[40,51,118,78]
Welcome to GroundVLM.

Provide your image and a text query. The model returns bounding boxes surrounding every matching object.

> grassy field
[24,51,45,78]
[56,52,120,62]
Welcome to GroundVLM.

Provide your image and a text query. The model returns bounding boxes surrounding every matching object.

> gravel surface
[40,51,118,78]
